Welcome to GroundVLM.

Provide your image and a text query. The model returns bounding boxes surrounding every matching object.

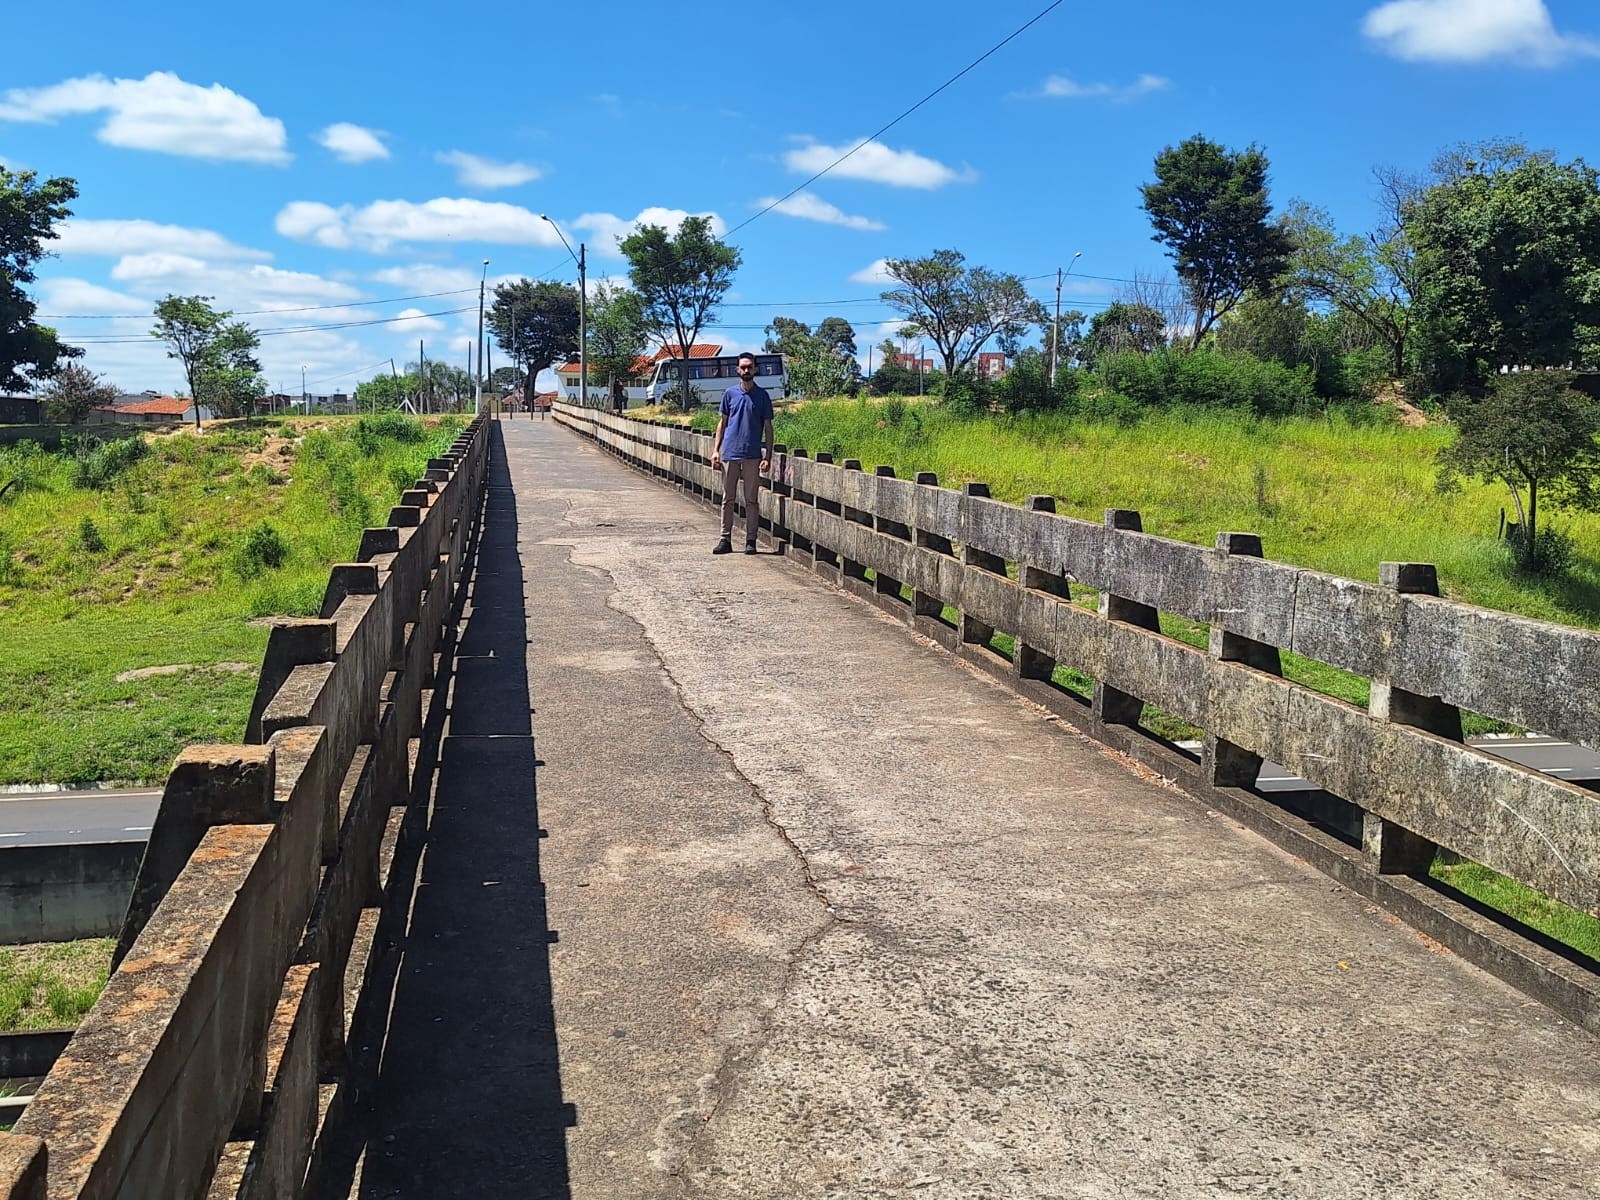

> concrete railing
[555,402,1600,1032]
[0,417,490,1200]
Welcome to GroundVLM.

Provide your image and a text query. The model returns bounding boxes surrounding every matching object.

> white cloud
[849,258,894,285]
[390,307,444,332]
[0,71,289,164]
[1362,0,1600,64]
[275,197,564,253]
[436,150,542,189]
[318,122,389,163]
[783,137,976,189]
[573,207,727,256]
[54,218,271,261]
[755,192,885,231]
[108,255,363,310]
[371,263,516,293]
[36,278,152,317]
[1029,73,1172,100]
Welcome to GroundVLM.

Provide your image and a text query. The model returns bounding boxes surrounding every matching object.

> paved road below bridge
[346,418,1600,1200]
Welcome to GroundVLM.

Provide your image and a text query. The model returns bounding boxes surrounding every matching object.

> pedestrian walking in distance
[710,351,774,555]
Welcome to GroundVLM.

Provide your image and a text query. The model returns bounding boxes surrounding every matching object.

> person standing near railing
[709,351,774,555]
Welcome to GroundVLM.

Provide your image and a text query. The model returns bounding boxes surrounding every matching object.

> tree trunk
[1526,477,1539,571]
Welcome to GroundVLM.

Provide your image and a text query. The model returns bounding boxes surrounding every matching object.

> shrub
[355,412,426,449]
[232,520,289,578]
[70,435,148,489]
[75,517,106,554]
[0,531,20,586]
[1093,349,1317,417]
[994,355,1076,415]
[1508,526,1576,577]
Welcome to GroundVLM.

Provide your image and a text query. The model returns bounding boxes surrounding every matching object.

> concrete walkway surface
[346,418,1600,1200]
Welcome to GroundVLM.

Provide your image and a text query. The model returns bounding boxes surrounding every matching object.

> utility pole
[917,342,924,396]
[388,358,399,413]
[578,242,588,407]
[476,259,489,416]
[419,340,427,414]
[1052,251,1082,387]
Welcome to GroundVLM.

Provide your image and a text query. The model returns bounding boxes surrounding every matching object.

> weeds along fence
[553,402,1600,1033]
[0,417,489,1200]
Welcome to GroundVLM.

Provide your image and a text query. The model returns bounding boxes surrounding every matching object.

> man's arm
[711,414,727,468]
[760,418,775,470]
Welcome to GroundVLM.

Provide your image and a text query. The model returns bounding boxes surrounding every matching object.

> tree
[195,322,265,418]
[815,316,857,359]
[763,315,861,397]
[487,279,580,399]
[355,371,413,412]
[1406,153,1600,395]
[42,363,116,424]
[619,216,741,410]
[489,366,521,393]
[152,296,261,428]
[880,249,1045,379]
[867,361,919,396]
[763,316,813,359]
[1083,302,1167,363]
[1141,135,1293,349]
[0,168,81,392]
[1041,309,1087,372]
[585,283,648,397]
[1283,202,1414,378]
[1437,371,1600,572]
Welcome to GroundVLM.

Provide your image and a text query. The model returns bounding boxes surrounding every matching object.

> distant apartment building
[975,352,1008,381]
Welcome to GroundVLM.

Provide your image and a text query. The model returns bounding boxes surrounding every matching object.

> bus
[645,352,787,405]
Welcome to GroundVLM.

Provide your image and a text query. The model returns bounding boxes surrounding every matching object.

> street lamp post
[541,215,586,407]
[1051,251,1083,388]
[301,366,307,412]
[476,259,489,416]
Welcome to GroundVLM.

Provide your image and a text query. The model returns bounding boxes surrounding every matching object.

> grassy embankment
[0,939,112,1032]
[0,414,465,785]
[647,397,1600,959]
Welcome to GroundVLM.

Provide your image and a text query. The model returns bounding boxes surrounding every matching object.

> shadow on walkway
[356,422,573,1199]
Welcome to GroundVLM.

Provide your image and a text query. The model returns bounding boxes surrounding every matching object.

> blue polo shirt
[719,383,773,461]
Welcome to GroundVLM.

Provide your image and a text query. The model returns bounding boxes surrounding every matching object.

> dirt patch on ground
[1375,381,1429,427]
[114,662,254,684]
[239,435,297,473]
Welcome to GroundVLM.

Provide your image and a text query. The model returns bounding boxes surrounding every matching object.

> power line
[728,0,1067,237]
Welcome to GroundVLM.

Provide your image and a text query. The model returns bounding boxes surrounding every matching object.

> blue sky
[4,0,1599,396]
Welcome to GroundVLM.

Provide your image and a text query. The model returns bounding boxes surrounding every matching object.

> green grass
[0,416,465,785]
[766,397,1600,629]
[0,938,113,1032]
[1430,859,1600,963]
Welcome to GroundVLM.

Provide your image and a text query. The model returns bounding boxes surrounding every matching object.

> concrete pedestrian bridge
[5,412,1600,1199]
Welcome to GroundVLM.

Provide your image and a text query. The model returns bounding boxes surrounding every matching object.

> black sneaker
[744,542,757,555]
[712,537,733,555]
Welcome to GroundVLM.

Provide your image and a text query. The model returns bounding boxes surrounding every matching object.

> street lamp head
[1072,250,1082,259]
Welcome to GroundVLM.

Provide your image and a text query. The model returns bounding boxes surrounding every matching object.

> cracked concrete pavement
[489,418,1600,1199]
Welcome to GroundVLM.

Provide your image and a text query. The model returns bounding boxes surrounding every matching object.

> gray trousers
[720,458,762,542]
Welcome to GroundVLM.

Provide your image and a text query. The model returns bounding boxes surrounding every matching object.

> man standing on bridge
[709,351,774,555]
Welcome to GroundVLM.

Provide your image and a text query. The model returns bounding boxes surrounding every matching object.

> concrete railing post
[787,449,814,561]
[113,745,278,971]
[872,466,909,601]
[1093,508,1160,727]
[769,443,789,548]
[1202,532,1284,787]
[1363,562,1460,875]
[1015,496,1070,680]
[0,1134,46,1200]
[839,459,869,582]
[960,483,1004,647]
[812,452,841,570]
[913,472,953,620]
